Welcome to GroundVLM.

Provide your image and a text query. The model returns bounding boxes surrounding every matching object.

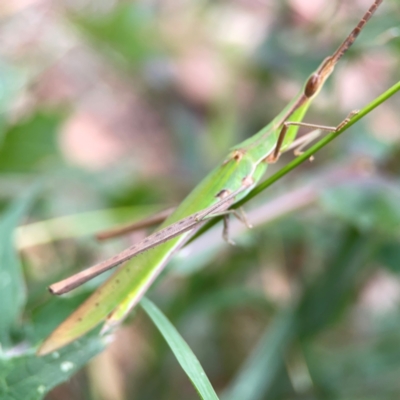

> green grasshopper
[37,0,383,356]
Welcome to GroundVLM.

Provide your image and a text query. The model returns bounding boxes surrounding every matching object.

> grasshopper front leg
[285,110,360,157]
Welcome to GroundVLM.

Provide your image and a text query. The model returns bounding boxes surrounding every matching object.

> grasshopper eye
[304,73,320,98]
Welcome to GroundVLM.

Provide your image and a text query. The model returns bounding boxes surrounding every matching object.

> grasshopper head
[304,56,336,99]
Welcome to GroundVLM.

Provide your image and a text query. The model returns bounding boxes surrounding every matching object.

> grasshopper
[38,0,383,355]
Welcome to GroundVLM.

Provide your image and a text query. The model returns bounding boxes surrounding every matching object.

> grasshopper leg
[208,207,252,245]
[270,109,359,162]
[223,215,236,246]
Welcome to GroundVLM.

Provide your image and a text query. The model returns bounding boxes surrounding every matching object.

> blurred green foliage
[0,0,399,399]
[0,113,62,173]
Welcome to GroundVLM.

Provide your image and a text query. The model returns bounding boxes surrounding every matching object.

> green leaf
[140,297,219,400]
[0,187,37,346]
[0,336,105,400]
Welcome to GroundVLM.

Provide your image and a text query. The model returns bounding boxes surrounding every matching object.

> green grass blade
[140,297,219,400]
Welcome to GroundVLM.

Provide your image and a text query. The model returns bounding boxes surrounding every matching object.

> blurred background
[1,0,400,399]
